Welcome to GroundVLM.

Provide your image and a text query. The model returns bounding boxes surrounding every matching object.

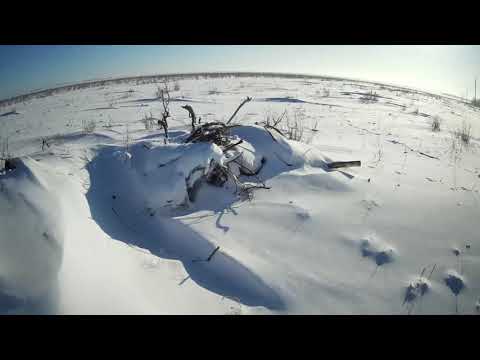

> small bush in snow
[455,121,472,146]
[82,119,96,134]
[141,112,155,131]
[0,137,14,172]
[360,91,379,103]
[322,88,330,97]
[431,116,441,132]
[285,108,305,141]
[173,82,180,91]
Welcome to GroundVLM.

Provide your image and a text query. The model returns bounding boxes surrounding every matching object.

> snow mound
[403,277,430,304]
[444,270,465,296]
[358,234,396,266]
[89,140,225,214]
[0,158,64,312]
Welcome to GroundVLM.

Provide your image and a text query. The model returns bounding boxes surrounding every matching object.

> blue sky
[0,45,479,100]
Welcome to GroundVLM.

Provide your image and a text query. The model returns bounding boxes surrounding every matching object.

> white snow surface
[1,75,480,314]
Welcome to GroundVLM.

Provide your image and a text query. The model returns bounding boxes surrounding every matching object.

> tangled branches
[182,96,270,200]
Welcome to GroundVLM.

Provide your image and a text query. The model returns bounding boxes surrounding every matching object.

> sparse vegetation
[103,116,113,129]
[431,115,441,132]
[141,112,155,131]
[156,81,170,99]
[0,136,14,172]
[158,83,171,143]
[173,82,180,91]
[360,91,379,103]
[455,121,472,146]
[259,107,305,142]
[82,119,96,134]
[286,108,305,141]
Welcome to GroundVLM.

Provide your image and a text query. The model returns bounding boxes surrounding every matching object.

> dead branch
[264,127,279,142]
[222,139,243,152]
[185,122,240,145]
[206,246,220,262]
[226,97,252,125]
[192,246,221,263]
[265,124,285,138]
[158,85,170,141]
[182,104,196,131]
[327,161,361,169]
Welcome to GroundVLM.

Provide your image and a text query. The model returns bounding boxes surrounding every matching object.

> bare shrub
[455,121,472,146]
[360,91,379,103]
[0,136,14,172]
[173,82,180,91]
[322,88,330,97]
[261,109,287,135]
[103,115,113,129]
[82,119,96,134]
[1,137,10,159]
[156,81,170,99]
[158,84,171,143]
[141,112,155,131]
[431,116,441,132]
[285,108,305,141]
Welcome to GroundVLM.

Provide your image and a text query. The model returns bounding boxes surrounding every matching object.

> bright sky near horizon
[0,45,479,100]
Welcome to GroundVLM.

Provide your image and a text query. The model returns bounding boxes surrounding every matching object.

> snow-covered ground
[1,75,480,314]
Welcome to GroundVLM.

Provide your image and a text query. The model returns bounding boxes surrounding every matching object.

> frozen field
[1,74,480,314]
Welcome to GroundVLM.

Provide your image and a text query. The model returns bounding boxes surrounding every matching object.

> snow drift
[0,158,63,313]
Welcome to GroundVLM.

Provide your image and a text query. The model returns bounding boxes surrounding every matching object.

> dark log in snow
[327,161,361,169]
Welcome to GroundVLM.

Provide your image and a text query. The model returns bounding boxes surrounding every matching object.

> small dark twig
[192,246,221,263]
[206,246,220,262]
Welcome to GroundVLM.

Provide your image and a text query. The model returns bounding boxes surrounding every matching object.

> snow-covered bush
[173,82,180,91]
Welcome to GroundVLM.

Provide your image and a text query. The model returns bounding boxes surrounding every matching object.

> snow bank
[90,141,225,214]
[0,158,63,311]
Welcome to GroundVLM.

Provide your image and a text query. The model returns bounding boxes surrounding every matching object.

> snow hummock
[1,75,480,314]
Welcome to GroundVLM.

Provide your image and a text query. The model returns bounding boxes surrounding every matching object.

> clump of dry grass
[431,115,441,132]
[82,119,96,133]
[455,121,472,146]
